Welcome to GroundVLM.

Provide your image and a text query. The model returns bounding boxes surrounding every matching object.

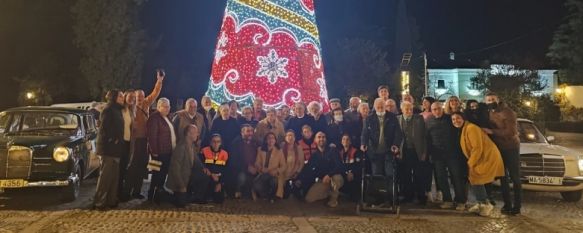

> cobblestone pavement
[1,134,583,233]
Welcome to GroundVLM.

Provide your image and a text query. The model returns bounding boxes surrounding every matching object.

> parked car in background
[517,118,583,202]
[0,106,100,201]
[51,102,104,111]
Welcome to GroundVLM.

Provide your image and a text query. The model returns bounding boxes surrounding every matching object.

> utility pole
[424,52,428,96]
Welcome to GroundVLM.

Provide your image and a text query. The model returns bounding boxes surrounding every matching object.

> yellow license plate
[0,179,27,188]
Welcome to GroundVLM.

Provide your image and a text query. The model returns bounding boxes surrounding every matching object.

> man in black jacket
[361,98,402,181]
[426,102,468,210]
[93,89,125,210]
[304,132,344,207]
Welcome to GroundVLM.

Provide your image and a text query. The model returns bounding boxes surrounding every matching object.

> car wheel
[561,191,582,202]
[61,164,82,202]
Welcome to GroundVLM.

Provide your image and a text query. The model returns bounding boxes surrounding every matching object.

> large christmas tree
[206,0,330,111]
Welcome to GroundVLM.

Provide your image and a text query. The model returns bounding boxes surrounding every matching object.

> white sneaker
[435,191,443,203]
[455,203,466,211]
[479,203,494,217]
[327,200,338,208]
[426,192,435,203]
[468,203,480,213]
[439,202,454,209]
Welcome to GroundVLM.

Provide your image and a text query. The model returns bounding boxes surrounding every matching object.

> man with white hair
[172,98,205,143]
[307,101,327,136]
[146,97,177,202]
[361,98,402,204]
[397,101,429,205]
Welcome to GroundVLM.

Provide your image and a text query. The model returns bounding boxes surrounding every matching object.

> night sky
[0,0,567,109]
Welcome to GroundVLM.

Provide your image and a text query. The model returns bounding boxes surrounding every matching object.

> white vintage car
[518,118,583,202]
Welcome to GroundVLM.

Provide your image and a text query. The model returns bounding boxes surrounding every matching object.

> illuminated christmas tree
[206,0,330,111]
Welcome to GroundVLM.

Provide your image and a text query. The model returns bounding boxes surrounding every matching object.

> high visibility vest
[298,139,317,163]
[201,147,229,166]
[340,147,358,164]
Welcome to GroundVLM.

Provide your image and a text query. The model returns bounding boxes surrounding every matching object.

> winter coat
[166,142,201,192]
[488,102,520,150]
[96,103,124,157]
[460,122,505,185]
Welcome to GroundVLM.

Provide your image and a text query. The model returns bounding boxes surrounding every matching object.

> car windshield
[7,111,80,134]
[518,121,547,144]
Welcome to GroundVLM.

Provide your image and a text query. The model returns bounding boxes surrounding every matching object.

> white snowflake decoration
[316,77,328,99]
[218,32,228,48]
[256,49,289,84]
[214,49,227,65]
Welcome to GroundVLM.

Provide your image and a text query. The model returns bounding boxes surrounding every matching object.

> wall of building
[427,67,558,102]
[565,86,583,108]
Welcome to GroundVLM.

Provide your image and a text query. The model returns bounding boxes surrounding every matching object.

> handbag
[147,159,162,171]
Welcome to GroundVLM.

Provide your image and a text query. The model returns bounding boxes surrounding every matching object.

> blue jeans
[471,185,488,203]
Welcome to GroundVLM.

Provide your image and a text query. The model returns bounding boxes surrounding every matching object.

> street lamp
[525,101,532,107]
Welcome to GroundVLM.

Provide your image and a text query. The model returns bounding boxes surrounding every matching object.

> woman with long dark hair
[451,112,504,217]
[278,130,305,198]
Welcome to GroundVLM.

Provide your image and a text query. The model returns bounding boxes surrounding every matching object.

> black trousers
[253,173,277,199]
[118,140,130,197]
[124,138,149,196]
[148,154,171,200]
[188,167,211,201]
[398,148,432,202]
[499,148,522,209]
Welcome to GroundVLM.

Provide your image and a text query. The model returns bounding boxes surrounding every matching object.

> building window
[437,80,446,89]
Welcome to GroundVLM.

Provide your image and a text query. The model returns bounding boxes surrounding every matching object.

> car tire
[560,191,582,202]
[61,164,82,202]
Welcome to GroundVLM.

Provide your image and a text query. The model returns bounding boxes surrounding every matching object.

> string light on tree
[205,0,330,111]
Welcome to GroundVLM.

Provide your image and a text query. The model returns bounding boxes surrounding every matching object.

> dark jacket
[229,136,259,174]
[96,103,124,157]
[310,114,328,136]
[286,115,314,141]
[465,103,491,128]
[488,102,520,150]
[326,120,355,148]
[306,146,344,180]
[361,111,403,154]
[237,117,258,128]
[198,108,216,131]
[397,114,427,161]
[426,114,454,160]
[339,146,363,175]
[147,111,175,155]
[210,117,239,151]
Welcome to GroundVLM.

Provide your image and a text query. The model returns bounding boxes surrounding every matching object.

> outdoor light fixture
[26,92,35,100]
[525,101,532,107]
[401,71,410,96]
[556,88,564,94]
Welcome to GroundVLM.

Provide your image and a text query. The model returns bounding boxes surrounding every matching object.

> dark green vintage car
[0,106,100,201]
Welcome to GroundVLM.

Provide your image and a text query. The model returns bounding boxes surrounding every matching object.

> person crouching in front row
[252,132,286,202]
[200,134,229,204]
[305,131,344,208]
[166,124,203,208]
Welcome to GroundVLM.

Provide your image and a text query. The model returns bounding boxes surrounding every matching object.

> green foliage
[325,38,392,99]
[547,0,583,85]
[471,66,559,127]
[72,0,148,99]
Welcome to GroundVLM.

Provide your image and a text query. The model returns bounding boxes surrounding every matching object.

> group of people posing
[92,71,522,218]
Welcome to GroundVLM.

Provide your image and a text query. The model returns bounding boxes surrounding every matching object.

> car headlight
[53,147,70,162]
[578,159,583,176]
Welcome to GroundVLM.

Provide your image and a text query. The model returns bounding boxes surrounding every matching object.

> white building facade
[427,64,557,101]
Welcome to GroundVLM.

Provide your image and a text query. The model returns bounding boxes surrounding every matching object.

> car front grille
[2,146,33,179]
[520,153,565,177]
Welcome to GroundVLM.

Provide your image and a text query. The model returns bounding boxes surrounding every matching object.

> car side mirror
[547,136,555,143]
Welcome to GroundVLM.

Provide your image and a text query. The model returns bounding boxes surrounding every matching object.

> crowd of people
[92,71,522,218]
